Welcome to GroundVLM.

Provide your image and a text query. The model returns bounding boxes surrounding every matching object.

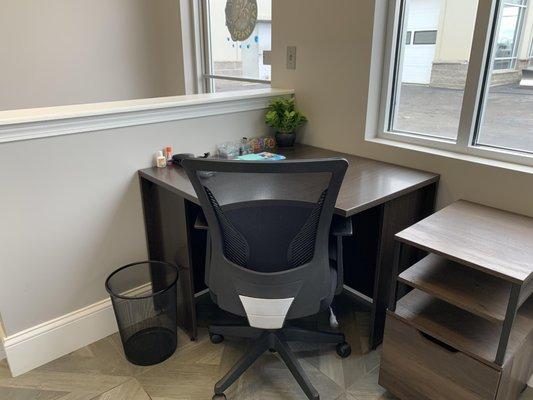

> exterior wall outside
[434,0,477,63]
[430,60,525,88]
[430,62,469,88]
[0,0,185,111]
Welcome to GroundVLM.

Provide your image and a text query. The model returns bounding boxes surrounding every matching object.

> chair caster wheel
[212,393,226,400]
[210,333,224,344]
[336,342,351,358]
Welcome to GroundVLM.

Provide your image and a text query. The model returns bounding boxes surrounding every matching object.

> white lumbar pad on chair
[239,295,294,329]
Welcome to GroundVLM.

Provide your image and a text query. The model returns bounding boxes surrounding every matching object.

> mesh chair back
[183,158,348,320]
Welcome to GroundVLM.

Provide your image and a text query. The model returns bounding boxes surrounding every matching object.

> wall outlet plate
[287,46,297,70]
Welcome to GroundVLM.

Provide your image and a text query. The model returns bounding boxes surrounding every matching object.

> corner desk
[138,144,439,347]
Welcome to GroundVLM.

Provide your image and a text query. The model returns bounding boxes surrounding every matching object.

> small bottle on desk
[165,146,173,164]
[155,151,167,168]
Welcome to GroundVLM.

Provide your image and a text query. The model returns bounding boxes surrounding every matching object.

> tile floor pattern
[0,295,532,400]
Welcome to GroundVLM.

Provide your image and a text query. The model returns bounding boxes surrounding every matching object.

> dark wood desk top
[396,200,533,284]
[138,144,439,218]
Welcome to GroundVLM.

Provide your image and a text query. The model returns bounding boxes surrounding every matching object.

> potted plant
[265,98,307,148]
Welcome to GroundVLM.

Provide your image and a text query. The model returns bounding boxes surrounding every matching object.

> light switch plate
[287,46,297,70]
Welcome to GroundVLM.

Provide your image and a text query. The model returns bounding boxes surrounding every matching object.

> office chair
[183,158,352,400]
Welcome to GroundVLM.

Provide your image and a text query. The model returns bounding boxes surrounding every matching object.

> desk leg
[369,182,437,349]
[139,176,198,340]
[388,241,403,312]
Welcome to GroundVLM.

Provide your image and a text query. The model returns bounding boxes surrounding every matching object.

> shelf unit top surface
[398,254,511,323]
[396,200,533,284]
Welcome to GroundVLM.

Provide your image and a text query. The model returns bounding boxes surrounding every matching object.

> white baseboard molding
[3,284,150,377]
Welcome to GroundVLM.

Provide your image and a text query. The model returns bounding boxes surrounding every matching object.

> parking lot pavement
[394,83,533,153]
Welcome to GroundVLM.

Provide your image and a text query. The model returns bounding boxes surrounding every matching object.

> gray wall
[0,110,268,336]
[0,0,186,111]
[271,0,533,217]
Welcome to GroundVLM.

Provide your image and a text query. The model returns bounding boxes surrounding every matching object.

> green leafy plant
[265,98,307,134]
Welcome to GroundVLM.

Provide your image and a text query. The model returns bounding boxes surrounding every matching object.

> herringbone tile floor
[0,294,532,400]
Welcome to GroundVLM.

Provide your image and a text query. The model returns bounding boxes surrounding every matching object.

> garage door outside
[401,0,441,84]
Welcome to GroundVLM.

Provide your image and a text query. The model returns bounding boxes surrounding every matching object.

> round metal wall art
[225,0,258,42]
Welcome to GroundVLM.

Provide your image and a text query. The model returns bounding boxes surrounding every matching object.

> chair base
[209,325,350,400]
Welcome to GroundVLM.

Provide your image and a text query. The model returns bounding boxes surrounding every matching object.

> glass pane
[476,1,533,153]
[391,0,479,140]
[207,0,271,84]
[413,30,438,45]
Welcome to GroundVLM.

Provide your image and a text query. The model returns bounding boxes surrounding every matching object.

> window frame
[197,0,272,93]
[375,0,533,167]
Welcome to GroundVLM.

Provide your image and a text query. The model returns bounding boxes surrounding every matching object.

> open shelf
[398,254,512,323]
[394,289,533,369]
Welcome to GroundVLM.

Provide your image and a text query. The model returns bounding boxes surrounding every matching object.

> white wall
[272,0,533,217]
[0,0,186,111]
[0,109,269,337]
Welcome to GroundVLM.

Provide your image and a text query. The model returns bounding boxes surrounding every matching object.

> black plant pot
[275,132,296,148]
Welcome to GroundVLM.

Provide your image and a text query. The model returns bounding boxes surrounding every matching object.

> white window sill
[367,137,533,175]
[0,88,294,143]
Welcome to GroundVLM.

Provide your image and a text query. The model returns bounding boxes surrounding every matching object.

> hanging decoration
[225,0,258,42]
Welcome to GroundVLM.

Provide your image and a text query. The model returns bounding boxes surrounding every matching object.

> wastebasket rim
[105,260,179,300]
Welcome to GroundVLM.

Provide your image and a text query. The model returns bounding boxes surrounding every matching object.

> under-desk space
[138,144,439,347]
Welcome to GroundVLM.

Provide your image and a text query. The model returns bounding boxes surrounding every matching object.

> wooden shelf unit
[398,254,512,323]
[394,289,533,369]
[379,201,533,400]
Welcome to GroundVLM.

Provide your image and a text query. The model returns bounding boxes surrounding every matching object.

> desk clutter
[379,200,533,400]
[153,136,283,168]
[216,136,276,158]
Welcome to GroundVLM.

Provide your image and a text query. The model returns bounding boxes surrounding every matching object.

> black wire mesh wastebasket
[105,260,179,366]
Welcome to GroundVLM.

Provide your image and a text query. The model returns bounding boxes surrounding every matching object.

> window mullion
[456,0,498,149]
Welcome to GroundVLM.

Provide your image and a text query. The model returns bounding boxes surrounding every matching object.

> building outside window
[200,0,271,93]
[493,0,528,70]
[380,0,533,162]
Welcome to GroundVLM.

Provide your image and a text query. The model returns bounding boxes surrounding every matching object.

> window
[379,0,533,164]
[200,0,271,93]
[493,0,528,70]
[413,30,438,45]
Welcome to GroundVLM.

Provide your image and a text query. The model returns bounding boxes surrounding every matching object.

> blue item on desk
[236,152,286,161]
